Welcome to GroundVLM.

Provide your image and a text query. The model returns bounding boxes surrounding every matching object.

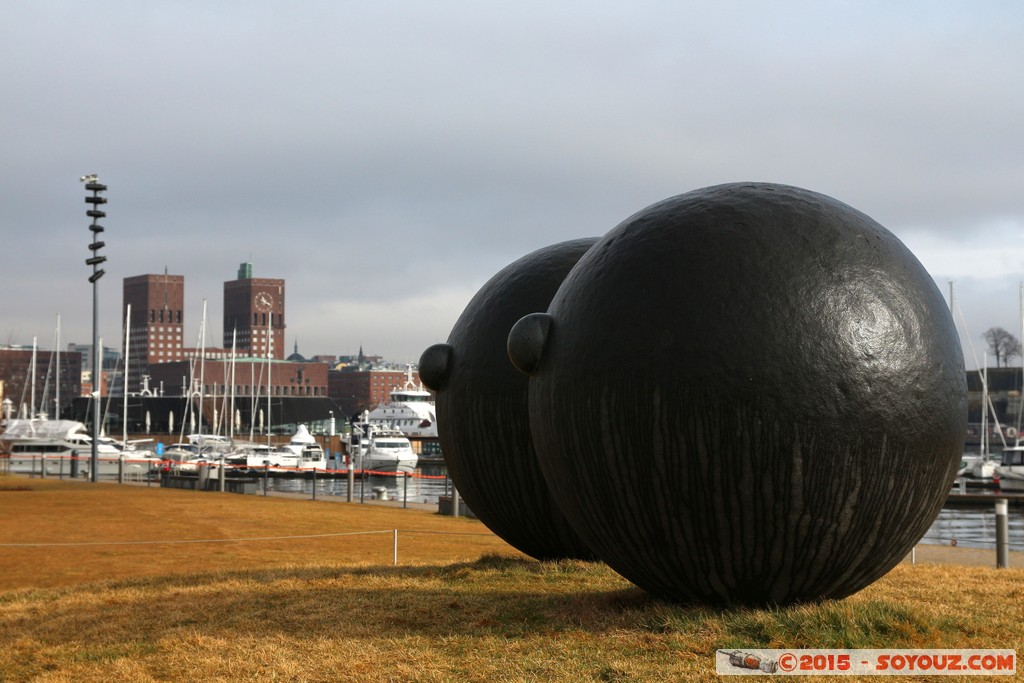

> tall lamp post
[82,174,107,483]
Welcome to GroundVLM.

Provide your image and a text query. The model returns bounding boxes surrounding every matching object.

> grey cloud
[2,1,1022,364]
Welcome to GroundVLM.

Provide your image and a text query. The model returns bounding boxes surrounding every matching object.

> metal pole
[995,499,1009,569]
[90,290,99,483]
[83,176,107,483]
[347,454,354,502]
[403,472,408,509]
[452,485,460,518]
[311,467,317,501]
[359,443,365,504]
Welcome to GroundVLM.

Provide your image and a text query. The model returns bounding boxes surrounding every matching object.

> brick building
[329,368,419,418]
[0,346,82,419]
[144,356,333,432]
[122,272,186,393]
[147,357,328,399]
[223,263,285,360]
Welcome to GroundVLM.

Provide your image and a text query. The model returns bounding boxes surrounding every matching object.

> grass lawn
[1,475,1021,681]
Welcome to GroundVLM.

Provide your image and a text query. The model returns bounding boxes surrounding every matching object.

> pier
[946,492,1024,506]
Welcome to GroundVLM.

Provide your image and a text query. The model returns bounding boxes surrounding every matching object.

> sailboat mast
[229,329,237,442]
[249,358,256,442]
[30,337,37,419]
[55,315,60,420]
[982,354,988,458]
[266,314,272,447]
[123,304,130,444]
[199,299,207,433]
[98,336,105,435]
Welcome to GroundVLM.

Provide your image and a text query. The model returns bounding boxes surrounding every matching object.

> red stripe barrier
[179,461,448,479]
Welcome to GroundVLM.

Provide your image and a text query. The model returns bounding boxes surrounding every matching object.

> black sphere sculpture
[419,238,599,561]
[507,182,966,605]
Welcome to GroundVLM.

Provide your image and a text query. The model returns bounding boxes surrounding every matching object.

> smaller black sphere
[420,238,599,561]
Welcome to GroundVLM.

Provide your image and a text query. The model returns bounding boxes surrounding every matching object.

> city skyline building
[0,346,82,419]
[122,272,185,394]
[223,263,286,360]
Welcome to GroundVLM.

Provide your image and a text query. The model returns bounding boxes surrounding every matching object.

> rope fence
[3,456,1018,567]
[2,453,459,508]
[2,452,479,542]
[918,533,1024,552]
[0,528,498,567]
[0,453,451,480]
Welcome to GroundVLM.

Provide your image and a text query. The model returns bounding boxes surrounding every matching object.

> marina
[181,474,1024,555]
[3,457,1021,554]
[265,465,451,505]
[159,465,1024,553]
[925,504,1024,552]
[2,405,1023,554]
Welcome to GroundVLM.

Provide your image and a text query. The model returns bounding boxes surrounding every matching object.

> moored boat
[1,418,160,477]
[222,442,278,472]
[365,366,437,438]
[272,423,327,470]
[997,446,1024,492]
[347,422,418,474]
[222,425,327,473]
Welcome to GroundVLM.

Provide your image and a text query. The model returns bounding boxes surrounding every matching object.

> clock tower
[223,263,286,359]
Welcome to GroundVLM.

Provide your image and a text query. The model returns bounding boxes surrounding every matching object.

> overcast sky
[3,1,1022,370]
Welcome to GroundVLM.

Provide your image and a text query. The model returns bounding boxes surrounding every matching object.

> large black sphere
[419,239,599,561]
[508,183,966,605]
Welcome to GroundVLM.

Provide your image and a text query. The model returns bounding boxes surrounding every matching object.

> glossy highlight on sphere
[517,182,966,605]
[419,238,599,561]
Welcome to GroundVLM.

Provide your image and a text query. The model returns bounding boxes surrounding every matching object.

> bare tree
[982,327,1022,367]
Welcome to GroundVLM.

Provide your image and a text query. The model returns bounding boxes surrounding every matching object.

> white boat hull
[996,446,1024,492]
[350,423,419,474]
[360,454,418,474]
[997,470,1024,492]
[3,453,160,478]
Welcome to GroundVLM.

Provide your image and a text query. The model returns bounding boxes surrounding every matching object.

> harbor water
[922,505,1024,552]
[261,465,1024,552]
[263,464,452,505]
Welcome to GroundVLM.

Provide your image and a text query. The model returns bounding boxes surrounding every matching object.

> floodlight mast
[82,175,107,482]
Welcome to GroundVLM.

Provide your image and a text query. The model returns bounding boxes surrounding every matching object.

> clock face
[254,292,273,312]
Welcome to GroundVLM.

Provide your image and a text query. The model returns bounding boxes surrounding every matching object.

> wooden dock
[945,491,1024,507]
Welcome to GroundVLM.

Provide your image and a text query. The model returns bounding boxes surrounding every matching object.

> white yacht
[1,418,160,477]
[161,434,232,474]
[222,442,278,472]
[222,425,327,473]
[350,423,418,474]
[271,424,328,470]
[996,446,1024,492]
[365,367,437,438]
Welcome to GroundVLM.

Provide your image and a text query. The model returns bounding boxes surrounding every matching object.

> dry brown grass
[0,476,518,590]
[1,474,1022,682]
